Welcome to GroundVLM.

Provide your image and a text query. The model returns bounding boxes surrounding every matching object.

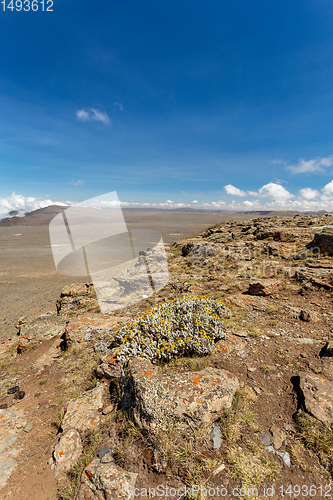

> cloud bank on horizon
[0,193,68,221]
[3,177,333,221]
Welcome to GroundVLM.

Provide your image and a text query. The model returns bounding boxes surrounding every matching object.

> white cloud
[114,102,124,111]
[192,200,198,203]
[70,179,85,186]
[224,184,246,196]
[166,200,173,203]
[322,180,333,196]
[0,193,67,221]
[76,108,110,125]
[258,183,293,201]
[270,159,285,165]
[288,156,333,174]
[299,187,319,200]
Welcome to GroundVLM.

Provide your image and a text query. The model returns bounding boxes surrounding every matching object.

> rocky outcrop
[17,314,66,353]
[96,353,121,382]
[78,458,137,500]
[298,372,333,426]
[56,283,99,316]
[120,357,239,431]
[181,242,217,258]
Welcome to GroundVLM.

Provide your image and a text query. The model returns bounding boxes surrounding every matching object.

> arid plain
[0,206,299,341]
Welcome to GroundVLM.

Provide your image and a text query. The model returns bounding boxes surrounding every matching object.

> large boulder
[181,242,217,258]
[248,280,282,297]
[78,458,137,500]
[298,372,333,426]
[120,358,239,431]
[307,233,333,256]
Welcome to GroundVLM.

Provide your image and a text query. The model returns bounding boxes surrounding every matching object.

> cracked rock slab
[0,407,26,489]
[78,458,137,500]
[121,357,239,431]
[52,428,83,479]
[62,384,105,433]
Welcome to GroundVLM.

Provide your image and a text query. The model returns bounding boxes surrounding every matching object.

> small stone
[23,422,33,433]
[7,386,19,395]
[101,452,114,464]
[277,450,291,467]
[300,310,311,322]
[0,404,8,409]
[269,425,286,449]
[97,446,111,459]
[102,405,114,415]
[211,423,223,449]
[260,432,271,445]
[14,391,25,400]
[27,453,31,457]
[247,366,256,372]
[300,353,307,358]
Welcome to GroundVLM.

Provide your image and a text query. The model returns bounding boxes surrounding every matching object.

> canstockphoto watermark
[49,191,169,313]
[125,484,261,497]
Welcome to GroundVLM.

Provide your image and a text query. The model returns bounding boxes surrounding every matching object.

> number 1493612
[1,0,53,11]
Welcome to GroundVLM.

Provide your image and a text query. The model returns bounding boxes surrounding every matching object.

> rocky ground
[0,212,333,499]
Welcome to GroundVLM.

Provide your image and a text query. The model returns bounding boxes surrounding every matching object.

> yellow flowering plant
[112,295,230,363]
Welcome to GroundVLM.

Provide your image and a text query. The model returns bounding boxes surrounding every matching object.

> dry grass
[57,343,100,399]
[260,365,276,373]
[227,442,279,494]
[296,412,333,477]
[265,304,280,314]
[289,441,314,473]
[219,387,259,444]
[158,354,212,373]
[247,326,261,338]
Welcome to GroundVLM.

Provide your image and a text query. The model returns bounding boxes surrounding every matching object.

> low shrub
[112,295,230,363]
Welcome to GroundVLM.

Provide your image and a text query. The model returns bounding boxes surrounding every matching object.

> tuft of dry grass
[158,354,212,373]
[219,387,259,445]
[296,412,333,476]
[289,441,314,473]
[227,442,279,493]
[260,365,276,373]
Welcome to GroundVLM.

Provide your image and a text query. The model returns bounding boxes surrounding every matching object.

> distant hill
[1,205,330,228]
[0,205,66,226]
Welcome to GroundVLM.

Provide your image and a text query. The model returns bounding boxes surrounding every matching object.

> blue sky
[1,0,333,212]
